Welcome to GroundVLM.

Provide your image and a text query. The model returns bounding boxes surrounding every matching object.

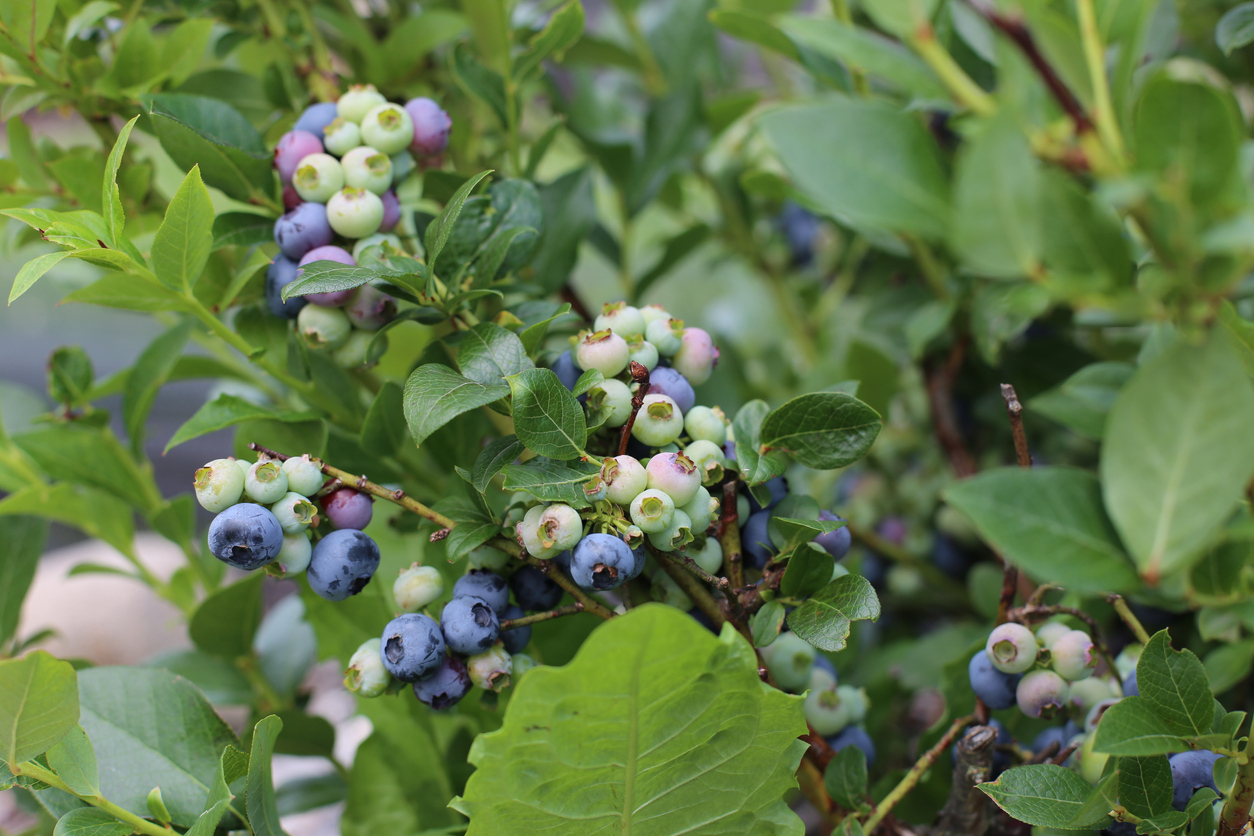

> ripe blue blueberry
[466,645,512,692]
[646,367,695,414]
[1168,750,1222,810]
[341,145,393,195]
[404,97,452,157]
[742,510,776,569]
[321,487,373,530]
[292,153,344,203]
[827,725,876,767]
[294,102,339,140]
[275,532,313,576]
[632,394,685,447]
[244,460,289,504]
[1016,670,1070,718]
[452,569,510,614]
[440,595,500,655]
[814,511,851,560]
[509,565,564,612]
[931,534,971,579]
[274,202,333,261]
[307,529,381,601]
[645,318,684,356]
[603,455,648,505]
[327,187,384,238]
[322,116,362,156]
[986,623,1038,674]
[275,130,324,185]
[344,638,391,697]
[571,533,635,590]
[336,84,387,122]
[208,504,284,570]
[1030,722,1080,757]
[270,491,317,534]
[672,326,718,386]
[629,489,675,534]
[500,604,531,654]
[380,613,446,683]
[360,103,415,155]
[298,245,357,306]
[1123,669,1139,697]
[413,655,472,709]
[575,329,630,377]
[779,202,820,266]
[194,458,245,513]
[968,651,1022,710]
[265,256,308,320]
[594,302,647,338]
[281,455,324,496]
[627,543,647,580]
[552,350,581,391]
[394,564,444,612]
[1051,630,1097,681]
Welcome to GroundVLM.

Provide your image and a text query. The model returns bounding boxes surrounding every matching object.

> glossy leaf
[1118,755,1173,819]
[52,809,131,836]
[403,364,509,448]
[506,369,588,460]
[151,167,214,292]
[733,400,789,500]
[471,435,524,493]
[749,600,786,648]
[142,95,272,204]
[458,322,534,385]
[501,459,599,507]
[759,393,881,470]
[211,212,275,250]
[425,170,493,272]
[1137,630,1214,738]
[1092,698,1186,756]
[824,746,868,811]
[785,575,880,652]
[0,516,46,647]
[0,651,79,765]
[165,394,319,452]
[979,765,1112,830]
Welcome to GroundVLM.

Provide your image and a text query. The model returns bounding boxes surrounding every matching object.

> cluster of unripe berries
[265,88,453,367]
[194,454,381,601]
[344,555,562,709]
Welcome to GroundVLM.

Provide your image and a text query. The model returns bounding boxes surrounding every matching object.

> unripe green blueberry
[587,379,633,427]
[337,84,387,123]
[332,330,382,370]
[986,622,1038,674]
[763,631,815,692]
[538,503,583,552]
[683,439,726,486]
[805,681,851,735]
[275,532,312,576]
[298,303,352,350]
[629,489,675,534]
[575,329,629,377]
[323,117,362,156]
[468,545,511,572]
[887,565,925,597]
[270,491,317,534]
[626,335,659,371]
[341,146,393,195]
[1065,676,1110,715]
[672,326,718,386]
[1115,643,1142,679]
[684,405,728,445]
[292,153,344,203]
[245,460,289,504]
[632,394,685,447]
[194,458,245,512]
[836,685,869,724]
[1035,620,1071,649]
[603,455,647,505]
[1084,697,1120,734]
[680,486,718,534]
[645,451,702,506]
[1051,629,1097,681]
[359,103,415,155]
[344,638,392,698]
[638,304,671,326]
[650,571,692,610]
[1017,669,1070,718]
[394,563,444,611]
[690,536,723,575]
[594,302,647,337]
[327,187,384,238]
[648,508,693,552]
[809,666,837,691]
[390,150,415,184]
[519,504,560,559]
[1078,732,1109,784]
[234,458,253,481]
[351,233,402,263]
[512,652,537,681]
[645,318,684,356]
[466,644,512,692]
[281,454,324,496]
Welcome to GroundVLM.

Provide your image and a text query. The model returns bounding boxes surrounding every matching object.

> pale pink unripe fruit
[645,452,702,506]
[603,456,648,505]
[1051,630,1097,681]
[404,97,452,158]
[275,131,324,185]
[672,327,717,386]
[1017,669,1070,718]
[986,623,1038,674]
[575,329,629,377]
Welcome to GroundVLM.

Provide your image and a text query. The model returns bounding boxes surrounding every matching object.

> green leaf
[13,425,157,513]
[530,168,596,293]
[777,17,947,100]
[0,516,46,647]
[979,764,1113,830]
[451,42,509,128]
[254,597,316,701]
[402,364,509,448]
[458,322,534,385]
[785,575,880,652]
[1092,697,1187,756]
[0,651,79,765]
[760,99,950,242]
[280,263,407,302]
[211,212,275,250]
[150,650,251,706]
[4,118,50,191]
[147,787,171,823]
[734,401,789,497]
[1137,630,1214,738]
[1217,3,1254,53]
[513,0,585,81]
[189,574,263,659]
[246,715,285,836]
[342,728,462,835]
[361,382,408,456]
[749,600,786,648]
[102,117,139,247]
[572,369,604,397]
[471,435,524,493]
[759,392,881,470]
[1204,639,1254,694]
[500,459,599,507]
[824,745,868,811]
[46,726,98,796]
[1030,362,1134,441]
[1101,334,1254,581]
[142,95,273,204]
[52,809,132,836]
[0,0,57,53]
[518,302,573,356]
[9,250,72,305]
[151,166,214,292]
[123,320,193,456]
[780,544,835,599]
[0,484,135,558]
[942,467,1138,593]
[859,0,938,39]
[970,282,1051,365]
[61,272,191,313]
[165,394,319,453]
[506,368,588,460]
[441,496,501,561]
[450,605,808,834]
[425,170,493,271]
[770,516,844,554]
[1117,755,1173,819]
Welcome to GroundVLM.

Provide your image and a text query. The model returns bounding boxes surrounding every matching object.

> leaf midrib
[1146,393,1203,576]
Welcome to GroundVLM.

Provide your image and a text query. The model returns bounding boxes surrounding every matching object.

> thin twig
[559,284,593,323]
[500,603,585,630]
[924,336,977,479]
[996,384,1031,624]
[649,542,729,630]
[665,547,730,590]
[720,480,746,591]
[863,715,976,834]
[1106,594,1152,645]
[617,362,651,456]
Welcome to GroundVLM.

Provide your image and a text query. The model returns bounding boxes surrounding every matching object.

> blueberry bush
[4,0,1254,834]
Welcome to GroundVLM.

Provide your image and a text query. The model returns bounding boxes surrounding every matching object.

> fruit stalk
[617,361,651,456]
[997,383,1032,624]
[861,714,976,835]
[499,603,585,630]
[719,479,746,591]
[1107,593,1152,645]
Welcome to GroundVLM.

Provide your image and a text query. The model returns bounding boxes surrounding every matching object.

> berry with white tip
[466,644,512,692]
[575,329,629,377]
[684,405,728,445]
[360,103,415,155]
[341,145,393,195]
[594,302,647,337]
[986,623,1038,674]
[292,153,344,203]
[327,187,384,238]
[244,460,289,504]
[344,638,392,697]
[270,491,317,534]
[603,455,648,505]
[632,394,685,447]
[1016,669,1070,718]
[281,455,324,496]
[394,564,444,612]
[629,489,675,534]
[337,84,387,123]
[380,613,446,683]
[645,318,684,356]
[587,379,633,427]
[194,458,245,513]
[322,117,362,156]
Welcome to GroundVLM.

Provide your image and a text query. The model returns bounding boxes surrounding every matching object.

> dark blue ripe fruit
[1169,750,1221,811]
[380,614,445,683]
[646,367,695,414]
[509,565,563,612]
[741,510,775,570]
[778,202,819,267]
[1122,669,1139,697]
[968,651,1022,710]
[265,256,307,320]
[274,202,333,260]
[293,101,339,140]
[500,604,531,654]
[452,570,509,614]
[306,530,381,601]
[827,725,876,767]
[208,504,284,570]
[570,533,634,591]
[441,595,500,655]
[413,656,472,709]
[814,510,851,560]
[552,350,581,392]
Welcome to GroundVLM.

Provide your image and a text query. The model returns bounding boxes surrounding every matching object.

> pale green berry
[194,458,245,513]
[336,84,387,122]
[647,508,693,552]
[292,153,344,203]
[466,645,512,692]
[298,303,352,350]
[627,336,659,371]
[276,532,313,576]
[587,379,633,427]
[809,666,837,690]
[683,439,726,486]
[323,117,362,156]
[519,505,560,559]
[690,536,723,575]
[327,186,384,238]
[594,302,647,337]
[234,458,253,481]
[680,486,718,534]
[645,451,701,506]
[629,489,675,534]
[645,317,684,356]
[512,653,537,682]
[270,491,317,534]
[344,638,392,698]
[603,455,647,505]
[631,394,684,447]
[281,455,324,496]
[331,330,381,370]
[359,103,415,155]
[763,632,815,692]
[538,504,583,552]
[245,460,289,504]
[575,329,629,377]
[468,545,511,572]
[1035,620,1071,649]
[352,232,402,262]
[836,685,869,723]
[638,304,671,325]
[341,146,393,195]
[684,405,728,445]
[805,682,852,736]
[394,564,444,611]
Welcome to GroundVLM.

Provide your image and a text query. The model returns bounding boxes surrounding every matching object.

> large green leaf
[246,716,284,836]
[451,605,807,834]
[1136,630,1214,738]
[403,364,509,448]
[1217,3,1254,54]
[188,574,264,659]
[52,808,131,836]
[506,368,588,460]
[759,99,950,242]
[151,167,214,292]
[979,765,1112,830]
[0,516,47,647]
[14,425,158,513]
[46,726,98,796]
[942,467,1138,593]
[500,458,599,507]
[1101,335,1254,581]
[1030,362,1134,441]
[457,322,534,385]
[142,95,273,204]
[759,393,881,470]
[1092,697,1187,756]
[165,394,319,453]
[0,483,136,558]
[530,168,596,293]
[733,400,789,500]
[0,651,79,765]
[1118,755,1173,819]
[785,575,880,652]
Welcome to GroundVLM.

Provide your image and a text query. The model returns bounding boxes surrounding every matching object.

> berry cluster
[265,88,453,367]
[194,454,381,600]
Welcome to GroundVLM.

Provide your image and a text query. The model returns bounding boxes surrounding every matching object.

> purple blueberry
[404,97,452,158]
[412,656,471,709]
[274,202,333,260]
[452,570,509,614]
[207,504,284,570]
[293,101,339,140]
[275,130,324,185]
[968,651,1022,710]
[1123,669,1138,697]
[298,246,356,307]
[265,255,308,320]
[380,189,400,232]
[1168,750,1221,810]
[380,613,446,683]
[570,533,634,591]
[1016,670,1069,718]
[500,604,530,654]
[646,367,695,414]
[306,529,381,601]
[509,565,563,612]
[1031,722,1079,757]
[321,487,373,530]
[283,185,302,210]
[440,595,500,655]
[741,510,775,569]
[814,510,851,560]
[826,725,876,767]
[745,477,787,514]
